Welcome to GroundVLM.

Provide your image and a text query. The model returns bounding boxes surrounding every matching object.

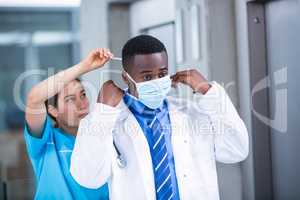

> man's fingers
[172,70,191,77]
[170,71,189,81]
[171,73,189,84]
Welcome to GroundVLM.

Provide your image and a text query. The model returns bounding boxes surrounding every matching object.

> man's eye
[143,75,152,81]
[158,73,167,78]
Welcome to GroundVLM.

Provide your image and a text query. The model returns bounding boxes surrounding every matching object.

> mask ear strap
[124,71,137,84]
[124,71,139,97]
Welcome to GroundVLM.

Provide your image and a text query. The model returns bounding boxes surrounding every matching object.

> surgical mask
[125,72,171,109]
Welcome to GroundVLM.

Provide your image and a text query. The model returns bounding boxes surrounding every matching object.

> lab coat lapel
[168,98,189,147]
[121,103,156,200]
[168,99,191,199]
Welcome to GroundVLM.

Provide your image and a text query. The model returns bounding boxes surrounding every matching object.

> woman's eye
[65,98,74,103]
[80,93,86,99]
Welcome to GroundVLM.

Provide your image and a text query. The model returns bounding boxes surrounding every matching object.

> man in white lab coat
[70,35,249,200]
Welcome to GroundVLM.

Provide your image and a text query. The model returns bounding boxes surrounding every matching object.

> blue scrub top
[24,115,109,200]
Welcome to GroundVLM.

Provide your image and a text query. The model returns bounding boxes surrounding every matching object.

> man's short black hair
[122,35,167,71]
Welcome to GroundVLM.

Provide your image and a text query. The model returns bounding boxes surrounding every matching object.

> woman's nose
[77,98,89,110]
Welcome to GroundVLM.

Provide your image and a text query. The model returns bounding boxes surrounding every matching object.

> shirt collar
[54,128,76,150]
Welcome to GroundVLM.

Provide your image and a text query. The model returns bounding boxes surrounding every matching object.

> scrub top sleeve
[24,115,53,159]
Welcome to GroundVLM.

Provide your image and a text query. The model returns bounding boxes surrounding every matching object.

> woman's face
[55,80,89,128]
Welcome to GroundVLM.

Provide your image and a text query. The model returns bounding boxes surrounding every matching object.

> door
[130,0,177,74]
[265,0,300,199]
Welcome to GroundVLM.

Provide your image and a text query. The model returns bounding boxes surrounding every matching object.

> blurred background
[0,0,298,199]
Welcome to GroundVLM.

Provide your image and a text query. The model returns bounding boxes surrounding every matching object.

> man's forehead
[131,52,168,69]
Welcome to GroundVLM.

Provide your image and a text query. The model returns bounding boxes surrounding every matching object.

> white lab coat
[70,82,249,200]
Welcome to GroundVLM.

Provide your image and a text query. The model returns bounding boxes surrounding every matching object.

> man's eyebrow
[159,66,168,71]
[140,70,153,74]
[139,66,167,74]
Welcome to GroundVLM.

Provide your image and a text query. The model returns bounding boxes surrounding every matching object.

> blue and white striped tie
[150,113,174,200]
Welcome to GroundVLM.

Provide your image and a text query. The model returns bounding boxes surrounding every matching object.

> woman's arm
[25,48,113,137]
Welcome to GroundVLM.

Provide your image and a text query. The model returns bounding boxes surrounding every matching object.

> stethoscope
[113,140,127,168]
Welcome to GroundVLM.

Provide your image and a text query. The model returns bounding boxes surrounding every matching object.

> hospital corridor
[0,0,298,199]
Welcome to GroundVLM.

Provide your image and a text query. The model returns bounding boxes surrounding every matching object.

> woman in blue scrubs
[24,48,113,199]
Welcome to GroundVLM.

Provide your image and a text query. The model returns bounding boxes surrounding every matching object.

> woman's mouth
[78,112,88,119]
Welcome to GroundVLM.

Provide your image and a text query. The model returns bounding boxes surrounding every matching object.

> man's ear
[48,105,58,119]
[122,71,129,85]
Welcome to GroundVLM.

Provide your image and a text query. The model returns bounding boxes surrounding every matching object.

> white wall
[130,0,175,35]
[80,0,110,104]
